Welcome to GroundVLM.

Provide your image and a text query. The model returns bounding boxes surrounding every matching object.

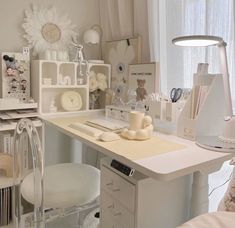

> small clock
[60,91,82,111]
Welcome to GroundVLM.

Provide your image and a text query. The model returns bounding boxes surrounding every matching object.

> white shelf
[41,85,88,89]
[32,60,111,114]
[0,102,38,111]
[0,119,42,132]
[0,223,13,228]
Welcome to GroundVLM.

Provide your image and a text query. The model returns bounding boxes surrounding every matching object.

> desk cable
[208,171,232,197]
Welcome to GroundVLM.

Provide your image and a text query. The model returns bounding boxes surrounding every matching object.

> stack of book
[0,187,12,226]
[0,131,13,155]
[190,85,209,119]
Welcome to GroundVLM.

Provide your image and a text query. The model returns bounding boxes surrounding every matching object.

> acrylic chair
[13,118,100,228]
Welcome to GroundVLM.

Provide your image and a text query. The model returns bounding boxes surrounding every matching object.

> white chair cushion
[178,212,235,228]
[21,163,100,208]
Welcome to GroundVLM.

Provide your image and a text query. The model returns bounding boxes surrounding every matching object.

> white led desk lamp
[172,35,235,152]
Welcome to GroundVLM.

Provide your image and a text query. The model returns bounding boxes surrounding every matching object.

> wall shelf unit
[31,60,111,115]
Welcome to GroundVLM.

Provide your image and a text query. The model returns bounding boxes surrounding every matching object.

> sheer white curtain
[99,0,150,62]
[148,0,235,106]
[99,0,134,41]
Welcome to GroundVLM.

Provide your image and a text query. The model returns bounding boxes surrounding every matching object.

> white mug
[129,111,145,131]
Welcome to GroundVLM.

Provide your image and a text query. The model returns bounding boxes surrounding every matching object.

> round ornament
[60,91,82,111]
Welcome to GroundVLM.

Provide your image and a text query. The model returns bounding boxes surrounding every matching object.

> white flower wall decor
[105,37,141,94]
[22,4,78,56]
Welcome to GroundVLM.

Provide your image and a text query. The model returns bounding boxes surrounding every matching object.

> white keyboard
[86,118,128,131]
[69,122,104,138]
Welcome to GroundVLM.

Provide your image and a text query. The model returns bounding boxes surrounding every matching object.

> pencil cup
[129,111,145,131]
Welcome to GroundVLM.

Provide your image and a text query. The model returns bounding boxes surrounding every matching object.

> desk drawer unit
[100,157,191,228]
[101,191,134,228]
[101,166,135,212]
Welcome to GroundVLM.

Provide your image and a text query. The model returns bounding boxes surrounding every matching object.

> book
[0,132,11,154]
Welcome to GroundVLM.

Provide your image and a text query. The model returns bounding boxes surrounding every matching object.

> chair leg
[77,211,86,228]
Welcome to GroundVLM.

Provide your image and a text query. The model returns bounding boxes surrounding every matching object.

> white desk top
[43,111,232,181]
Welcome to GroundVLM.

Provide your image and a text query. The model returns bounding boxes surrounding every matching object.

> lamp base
[196,135,235,153]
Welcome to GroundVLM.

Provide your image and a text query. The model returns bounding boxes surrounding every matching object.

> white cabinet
[31,61,111,115]
[100,157,191,228]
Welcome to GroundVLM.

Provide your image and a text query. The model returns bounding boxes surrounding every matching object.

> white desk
[43,111,232,227]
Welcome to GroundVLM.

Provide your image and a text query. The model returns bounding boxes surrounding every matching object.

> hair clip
[20,79,27,91]
[3,55,15,62]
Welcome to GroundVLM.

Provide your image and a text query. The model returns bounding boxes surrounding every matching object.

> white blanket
[218,160,235,211]
[178,212,235,228]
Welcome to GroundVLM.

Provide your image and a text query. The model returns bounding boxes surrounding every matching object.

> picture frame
[104,37,141,94]
[128,62,160,101]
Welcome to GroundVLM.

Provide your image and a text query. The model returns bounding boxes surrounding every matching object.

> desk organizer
[31,61,111,115]
[177,73,226,140]
[105,105,131,122]
[148,100,185,123]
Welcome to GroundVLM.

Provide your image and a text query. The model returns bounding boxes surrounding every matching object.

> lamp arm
[218,43,233,118]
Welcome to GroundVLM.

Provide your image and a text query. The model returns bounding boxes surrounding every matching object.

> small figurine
[49,99,58,113]
[136,79,147,101]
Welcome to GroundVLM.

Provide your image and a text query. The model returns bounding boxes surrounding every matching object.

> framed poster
[128,62,160,101]
[104,37,141,95]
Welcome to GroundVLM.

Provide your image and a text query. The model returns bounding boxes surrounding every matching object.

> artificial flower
[98,80,108,91]
[96,73,108,91]
[96,73,106,82]
[89,71,98,92]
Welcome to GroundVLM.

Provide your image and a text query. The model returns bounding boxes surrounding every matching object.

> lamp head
[172,35,224,47]
[83,29,100,45]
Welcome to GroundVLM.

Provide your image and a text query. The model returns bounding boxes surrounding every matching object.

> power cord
[208,171,233,197]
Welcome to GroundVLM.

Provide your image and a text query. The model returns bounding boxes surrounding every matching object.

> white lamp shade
[83,29,100,44]
[172,35,223,47]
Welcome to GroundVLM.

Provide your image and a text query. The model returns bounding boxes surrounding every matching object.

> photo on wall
[128,62,160,101]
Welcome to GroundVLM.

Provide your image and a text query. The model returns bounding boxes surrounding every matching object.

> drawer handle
[114,212,122,216]
[112,188,120,192]
[106,181,114,186]
[108,204,114,209]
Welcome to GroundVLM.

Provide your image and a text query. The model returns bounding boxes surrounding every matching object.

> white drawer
[101,166,136,212]
[101,191,135,228]
[101,212,124,228]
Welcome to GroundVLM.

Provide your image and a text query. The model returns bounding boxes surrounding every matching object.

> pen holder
[165,101,186,123]
[148,100,166,121]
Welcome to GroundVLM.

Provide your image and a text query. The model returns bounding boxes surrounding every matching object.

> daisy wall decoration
[105,37,141,95]
[22,4,78,56]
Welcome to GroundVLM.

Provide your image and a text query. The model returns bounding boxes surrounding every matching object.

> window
[156,0,235,108]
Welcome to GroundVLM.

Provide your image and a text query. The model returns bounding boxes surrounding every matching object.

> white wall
[0,0,100,59]
[0,0,101,165]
